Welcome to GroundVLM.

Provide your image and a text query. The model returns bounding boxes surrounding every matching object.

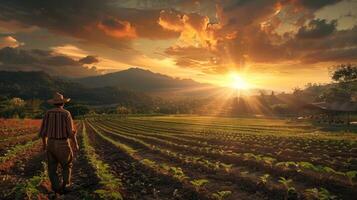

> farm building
[303,101,357,125]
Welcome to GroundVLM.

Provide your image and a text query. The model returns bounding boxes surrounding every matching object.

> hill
[76,67,212,94]
[0,71,152,107]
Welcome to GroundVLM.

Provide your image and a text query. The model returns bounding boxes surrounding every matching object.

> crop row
[86,120,239,200]
[90,120,351,200]
[13,162,48,200]
[81,122,124,200]
[103,121,353,173]
[0,139,41,167]
[110,118,357,171]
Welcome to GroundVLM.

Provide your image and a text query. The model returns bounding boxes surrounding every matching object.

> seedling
[212,190,232,200]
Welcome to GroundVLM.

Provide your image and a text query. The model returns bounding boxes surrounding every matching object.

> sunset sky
[0,0,357,91]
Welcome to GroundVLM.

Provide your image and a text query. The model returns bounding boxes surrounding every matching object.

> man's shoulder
[47,108,71,115]
[62,108,72,115]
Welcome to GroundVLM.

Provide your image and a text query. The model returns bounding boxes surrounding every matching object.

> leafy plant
[14,162,47,200]
[190,179,209,191]
[168,167,188,181]
[82,123,123,200]
[212,190,232,200]
[259,174,270,185]
[346,171,357,185]
[304,187,337,200]
[279,177,296,200]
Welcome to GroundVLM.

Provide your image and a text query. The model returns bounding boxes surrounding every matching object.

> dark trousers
[47,139,73,192]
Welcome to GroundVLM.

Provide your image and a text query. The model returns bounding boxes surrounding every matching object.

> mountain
[76,67,212,93]
[0,71,153,107]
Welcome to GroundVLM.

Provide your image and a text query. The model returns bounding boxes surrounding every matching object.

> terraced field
[1,116,357,200]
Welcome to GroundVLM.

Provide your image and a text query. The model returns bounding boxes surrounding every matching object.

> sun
[228,73,250,90]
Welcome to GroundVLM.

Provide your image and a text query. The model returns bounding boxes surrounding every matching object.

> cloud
[296,19,337,39]
[158,0,356,72]
[158,10,218,49]
[79,55,99,64]
[0,36,23,48]
[291,0,342,10]
[0,47,100,77]
[98,18,137,38]
[0,0,179,50]
[289,25,357,63]
[0,0,354,77]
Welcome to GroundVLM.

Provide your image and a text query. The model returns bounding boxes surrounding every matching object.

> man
[39,92,79,194]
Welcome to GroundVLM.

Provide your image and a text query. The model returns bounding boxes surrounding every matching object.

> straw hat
[47,92,71,104]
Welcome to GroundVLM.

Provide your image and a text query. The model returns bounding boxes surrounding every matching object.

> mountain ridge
[76,67,210,92]
[0,70,152,107]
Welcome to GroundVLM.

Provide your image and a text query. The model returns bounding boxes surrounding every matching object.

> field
[0,116,357,200]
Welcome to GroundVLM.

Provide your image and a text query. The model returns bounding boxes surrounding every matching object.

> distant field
[1,116,357,199]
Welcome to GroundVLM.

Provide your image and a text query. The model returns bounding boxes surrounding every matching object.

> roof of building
[308,101,357,112]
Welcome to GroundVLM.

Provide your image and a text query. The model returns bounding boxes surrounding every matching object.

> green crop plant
[190,179,209,191]
[220,163,233,172]
[212,190,232,200]
[278,177,296,200]
[0,140,40,163]
[168,167,188,181]
[262,156,276,167]
[259,174,270,185]
[304,187,337,200]
[140,159,156,167]
[14,162,47,200]
[82,123,123,200]
[346,171,357,186]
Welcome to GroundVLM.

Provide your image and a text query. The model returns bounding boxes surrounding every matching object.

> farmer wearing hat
[39,92,79,194]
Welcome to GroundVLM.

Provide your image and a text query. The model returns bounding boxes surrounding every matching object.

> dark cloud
[296,19,337,39]
[0,47,100,77]
[0,0,178,49]
[302,47,357,63]
[293,0,342,9]
[79,55,99,64]
[160,0,356,72]
[288,25,357,63]
[0,0,354,75]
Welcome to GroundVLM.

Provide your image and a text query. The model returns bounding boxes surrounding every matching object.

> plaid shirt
[39,108,76,139]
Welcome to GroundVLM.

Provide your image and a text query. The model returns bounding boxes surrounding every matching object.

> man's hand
[42,137,47,152]
[73,143,80,151]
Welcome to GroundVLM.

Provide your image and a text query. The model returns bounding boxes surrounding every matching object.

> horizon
[0,0,357,91]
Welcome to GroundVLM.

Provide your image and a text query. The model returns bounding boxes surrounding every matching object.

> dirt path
[51,124,100,200]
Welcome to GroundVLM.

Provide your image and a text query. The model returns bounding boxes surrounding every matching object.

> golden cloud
[98,18,137,39]
[0,36,23,48]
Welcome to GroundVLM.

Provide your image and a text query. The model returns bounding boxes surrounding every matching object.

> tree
[24,99,43,118]
[271,104,293,115]
[116,106,130,117]
[0,97,26,118]
[321,87,351,103]
[331,63,357,82]
[324,63,357,102]
[66,104,90,118]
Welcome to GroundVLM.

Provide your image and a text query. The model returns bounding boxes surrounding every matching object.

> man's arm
[70,131,79,151]
[41,136,47,151]
[67,113,79,151]
[39,112,48,151]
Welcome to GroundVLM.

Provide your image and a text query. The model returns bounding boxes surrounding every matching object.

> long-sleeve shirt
[39,108,76,139]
